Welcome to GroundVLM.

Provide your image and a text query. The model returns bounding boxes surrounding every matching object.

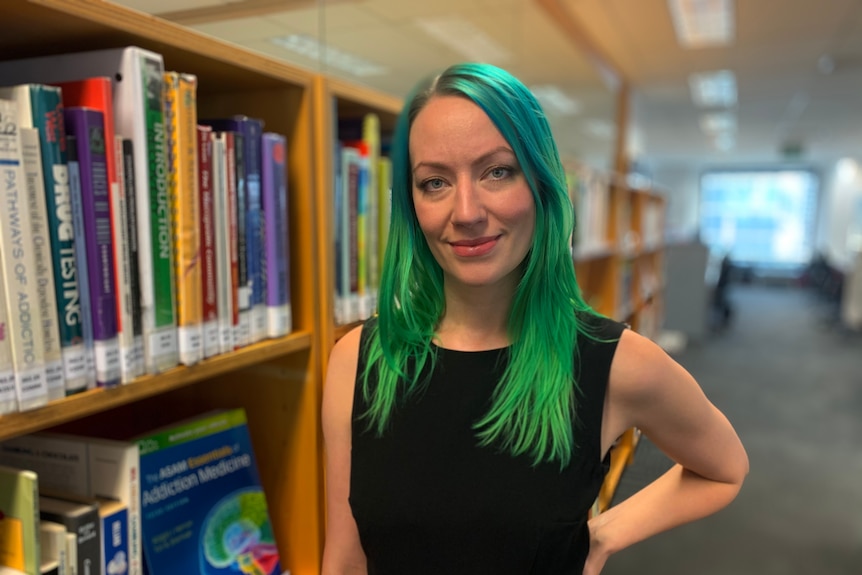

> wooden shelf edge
[597,428,639,512]
[0,330,313,441]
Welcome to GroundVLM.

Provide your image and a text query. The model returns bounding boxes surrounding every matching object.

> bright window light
[270,34,388,77]
[668,0,734,48]
[689,70,737,107]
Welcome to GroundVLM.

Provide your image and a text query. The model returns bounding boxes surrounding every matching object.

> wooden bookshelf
[2,1,324,573]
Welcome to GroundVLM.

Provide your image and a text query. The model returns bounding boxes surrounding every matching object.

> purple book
[261,132,291,338]
[64,107,120,386]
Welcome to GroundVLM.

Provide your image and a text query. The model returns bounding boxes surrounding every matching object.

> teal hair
[361,62,602,467]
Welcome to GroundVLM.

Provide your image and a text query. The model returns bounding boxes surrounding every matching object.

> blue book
[137,409,281,575]
[261,133,291,338]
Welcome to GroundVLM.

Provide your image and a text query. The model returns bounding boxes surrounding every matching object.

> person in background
[322,62,748,575]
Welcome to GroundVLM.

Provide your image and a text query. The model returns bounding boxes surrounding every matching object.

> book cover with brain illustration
[136,408,280,575]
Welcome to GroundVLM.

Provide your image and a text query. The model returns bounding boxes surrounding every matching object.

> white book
[0,85,89,395]
[0,47,180,375]
[0,260,17,414]
[0,99,49,411]
[21,128,65,401]
[39,521,69,575]
[211,134,235,354]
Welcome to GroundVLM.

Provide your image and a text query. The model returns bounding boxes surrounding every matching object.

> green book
[0,464,40,575]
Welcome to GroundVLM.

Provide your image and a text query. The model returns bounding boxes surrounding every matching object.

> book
[56,77,143,384]
[0,47,180,374]
[340,145,362,323]
[0,84,88,395]
[38,495,102,575]
[64,136,97,390]
[0,260,17,415]
[197,125,219,359]
[0,98,49,411]
[119,139,144,381]
[362,114,380,315]
[38,521,68,575]
[40,492,127,575]
[200,118,265,344]
[64,108,121,387]
[211,133,236,355]
[0,464,40,575]
[377,156,392,266]
[0,434,142,575]
[260,133,291,338]
[163,72,202,366]
[20,128,65,401]
[136,409,281,575]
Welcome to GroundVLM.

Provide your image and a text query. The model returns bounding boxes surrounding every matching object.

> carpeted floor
[603,284,862,575]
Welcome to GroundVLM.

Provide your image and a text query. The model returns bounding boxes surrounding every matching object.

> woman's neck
[434,281,515,351]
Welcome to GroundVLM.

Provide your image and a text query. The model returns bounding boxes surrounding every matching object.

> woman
[322,63,748,574]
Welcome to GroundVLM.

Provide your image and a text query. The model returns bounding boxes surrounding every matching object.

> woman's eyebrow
[412,146,515,174]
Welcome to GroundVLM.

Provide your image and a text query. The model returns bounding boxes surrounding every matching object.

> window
[699,170,819,269]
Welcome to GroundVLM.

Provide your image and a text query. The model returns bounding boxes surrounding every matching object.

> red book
[197,125,219,358]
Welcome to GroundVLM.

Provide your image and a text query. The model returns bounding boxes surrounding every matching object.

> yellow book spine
[163,71,202,366]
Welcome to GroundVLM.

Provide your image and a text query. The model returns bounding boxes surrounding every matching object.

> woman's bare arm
[587,329,749,572]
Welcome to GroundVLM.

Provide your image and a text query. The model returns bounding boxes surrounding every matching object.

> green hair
[361,62,602,467]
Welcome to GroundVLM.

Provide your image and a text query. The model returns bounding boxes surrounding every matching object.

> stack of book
[0,45,294,415]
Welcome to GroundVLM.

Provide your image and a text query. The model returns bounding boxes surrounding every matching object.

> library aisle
[605,284,862,574]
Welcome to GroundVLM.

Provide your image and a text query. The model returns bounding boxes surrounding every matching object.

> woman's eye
[488,166,511,180]
[422,178,445,191]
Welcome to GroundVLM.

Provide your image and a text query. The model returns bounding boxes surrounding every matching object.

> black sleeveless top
[350,315,626,574]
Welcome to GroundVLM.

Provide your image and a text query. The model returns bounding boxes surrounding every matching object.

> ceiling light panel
[668,0,734,49]
[700,111,736,134]
[689,70,737,107]
[414,16,511,63]
[530,85,581,116]
[270,34,388,77]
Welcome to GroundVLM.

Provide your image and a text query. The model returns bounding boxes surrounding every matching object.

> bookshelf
[2,1,325,573]
[2,0,668,565]
[314,76,401,360]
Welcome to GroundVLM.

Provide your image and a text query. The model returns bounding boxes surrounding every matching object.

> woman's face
[409,95,536,292]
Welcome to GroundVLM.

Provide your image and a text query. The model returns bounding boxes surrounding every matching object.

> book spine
[343,147,361,322]
[261,133,291,338]
[242,119,266,343]
[232,131,250,348]
[66,136,98,390]
[333,140,345,325]
[0,99,49,411]
[113,136,137,383]
[212,133,234,354]
[197,125,219,358]
[64,108,120,387]
[139,52,178,373]
[0,260,16,414]
[163,72,202,366]
[21,127,66,400]
[378,156,392,268]
[40,501,102,575]
[28,85,89,394]
[99,506,128,575]
[226,134,241,349]
[121,139,145,380]
[363,114,380,315]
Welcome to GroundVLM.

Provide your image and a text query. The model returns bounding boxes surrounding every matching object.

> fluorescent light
[530,85,580,116]
[415,16,510,63]
[270,34,388,77]
[700,112,736,134]
[689,70,736,107]
[668,0,734,48]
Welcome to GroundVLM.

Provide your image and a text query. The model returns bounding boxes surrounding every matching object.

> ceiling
[113,0,862,174]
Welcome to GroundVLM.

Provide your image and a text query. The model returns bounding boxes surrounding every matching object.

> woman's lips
[449,236,500,257]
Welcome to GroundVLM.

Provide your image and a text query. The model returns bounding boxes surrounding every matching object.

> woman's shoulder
[575,310,627,343]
